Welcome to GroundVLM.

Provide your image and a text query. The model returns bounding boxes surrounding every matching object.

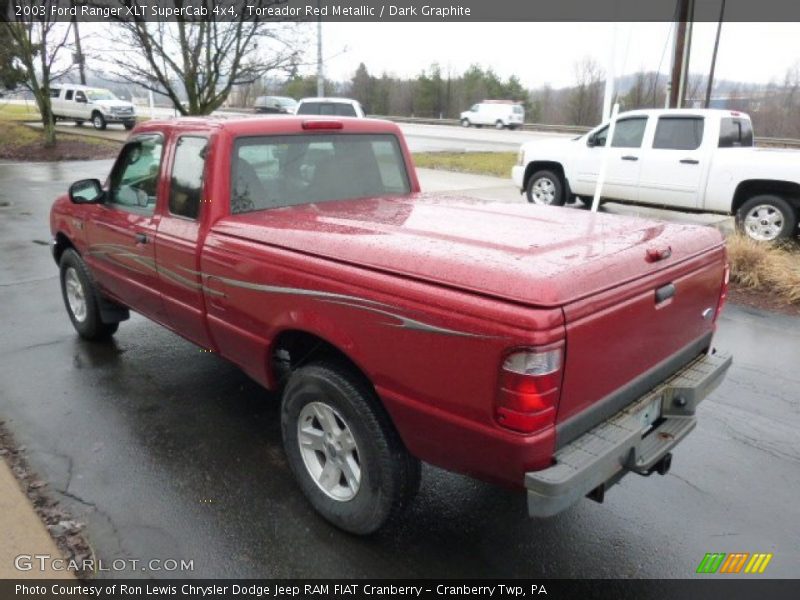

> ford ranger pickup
[51,116,732,534]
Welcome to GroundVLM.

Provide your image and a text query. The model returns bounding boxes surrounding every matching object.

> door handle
[134,232,148,244]
[679,159,699,164]
[655,283,676,304]
[621,155,639,161]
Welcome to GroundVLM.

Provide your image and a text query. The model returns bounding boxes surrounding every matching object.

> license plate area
[635,395,662,432]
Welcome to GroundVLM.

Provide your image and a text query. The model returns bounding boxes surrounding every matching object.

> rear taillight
[495,348,563,434]
[714,263,730,322]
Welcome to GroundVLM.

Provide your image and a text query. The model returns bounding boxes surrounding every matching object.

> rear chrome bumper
[525,350,732,517]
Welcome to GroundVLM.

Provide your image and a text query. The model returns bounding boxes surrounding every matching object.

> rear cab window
[297,102,357,117]
[719,118,754,147]
[169,136,208,220]
[653,116,705,150]
[230,133,410,215]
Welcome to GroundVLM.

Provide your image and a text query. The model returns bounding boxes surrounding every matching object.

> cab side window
[108,135,164,215]
[653,117,705,150]
[65,90,74,101]
[611,117,647,148]
[75,91,86,103]
[169,137,208,219]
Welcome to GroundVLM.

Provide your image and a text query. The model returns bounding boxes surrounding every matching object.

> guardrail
[371,114,800,148]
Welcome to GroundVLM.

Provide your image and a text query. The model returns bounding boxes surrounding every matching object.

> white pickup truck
[512,109,800,241]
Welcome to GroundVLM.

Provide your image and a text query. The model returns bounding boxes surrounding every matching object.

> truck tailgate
[556,247,726,447]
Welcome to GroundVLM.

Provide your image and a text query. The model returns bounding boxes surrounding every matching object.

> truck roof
[132,116,402,136]
[615,108,751,120]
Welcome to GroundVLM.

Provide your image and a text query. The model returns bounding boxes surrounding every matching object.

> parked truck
[512,109,800,242]
[51,116,731,534]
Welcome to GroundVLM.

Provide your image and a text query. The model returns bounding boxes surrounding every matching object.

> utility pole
[669,0,693,108]
[705,0,726,108]
[316,0,324,97]
[71,1,86,85]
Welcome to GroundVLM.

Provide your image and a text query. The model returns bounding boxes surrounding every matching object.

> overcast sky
[315,22,800,89]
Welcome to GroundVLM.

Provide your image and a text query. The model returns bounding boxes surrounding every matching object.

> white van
[460,101,524,130]
[50,84,137,130]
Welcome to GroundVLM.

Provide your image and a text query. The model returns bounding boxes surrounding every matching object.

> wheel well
[523,161,566,191]
[270,330,369,391]
[52,232,76,265]
[732,179,800,215]
[91,110,103,118]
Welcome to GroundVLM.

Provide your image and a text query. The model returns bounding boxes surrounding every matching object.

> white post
[148,89,155,120]
[591,103,619,213]
[602,22,618,120]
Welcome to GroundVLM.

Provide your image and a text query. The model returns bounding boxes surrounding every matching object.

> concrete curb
[0,459,75,579]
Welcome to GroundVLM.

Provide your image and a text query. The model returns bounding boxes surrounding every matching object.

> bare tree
[105,1,302,115]
[1,2,73,146]
[568,57,604,126]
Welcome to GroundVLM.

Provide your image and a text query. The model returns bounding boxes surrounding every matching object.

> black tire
[75,120,84,127]
[526,169,565,206]
[59,249,118,341]
[123,121,136,131]
[735,194,798,242]
[91,112,106,130]
[461,118,470,128]
[495,120,505,130]
[281,360,421,535]
[576,196,593,208]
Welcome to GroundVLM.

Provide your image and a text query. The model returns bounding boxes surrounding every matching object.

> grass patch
[727,233,800,305]
[0,102,40,121]
[413,151,516,178]
[0,119,121,161]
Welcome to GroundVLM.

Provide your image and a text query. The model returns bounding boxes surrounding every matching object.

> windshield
[230,133,410,214]
[86,89,117,101]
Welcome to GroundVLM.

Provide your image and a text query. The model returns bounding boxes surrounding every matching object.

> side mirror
[587,135,596,148]
[69,179,104,204]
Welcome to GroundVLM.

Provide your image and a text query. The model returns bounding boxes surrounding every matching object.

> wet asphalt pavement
[0,160,798,579]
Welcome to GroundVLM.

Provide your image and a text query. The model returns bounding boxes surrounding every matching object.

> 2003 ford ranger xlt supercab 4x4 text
[51,116,732,534]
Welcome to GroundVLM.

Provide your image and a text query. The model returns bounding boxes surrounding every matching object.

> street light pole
[316,0,324,97]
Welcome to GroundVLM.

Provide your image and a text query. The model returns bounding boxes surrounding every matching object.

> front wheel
[59,249,118,340]
[495,120,505,130]
[281,360,420,534]
[123,121,136,131]
[92,112,106,130]
[736,195,798,242]
[526,170,565,206]
[75,120,84,127]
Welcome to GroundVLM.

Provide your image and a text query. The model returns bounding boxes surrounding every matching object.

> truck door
[62,89,75,118]
[154,135,214,348]
[84,134,165,320]
[573,116,647,201]
[637,115,707,209]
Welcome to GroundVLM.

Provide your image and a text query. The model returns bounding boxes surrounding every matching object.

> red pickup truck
[50,117,732,534]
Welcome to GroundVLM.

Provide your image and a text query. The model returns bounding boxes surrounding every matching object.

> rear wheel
[123,121,135,131]
[736,195,798,242]
[495,120,505,130]
[75,120,84,127]
[281,360,420,534]
[526,170,565,206]
[461,118,470,128]
[92,112,106,130]
[59,249,118,341]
